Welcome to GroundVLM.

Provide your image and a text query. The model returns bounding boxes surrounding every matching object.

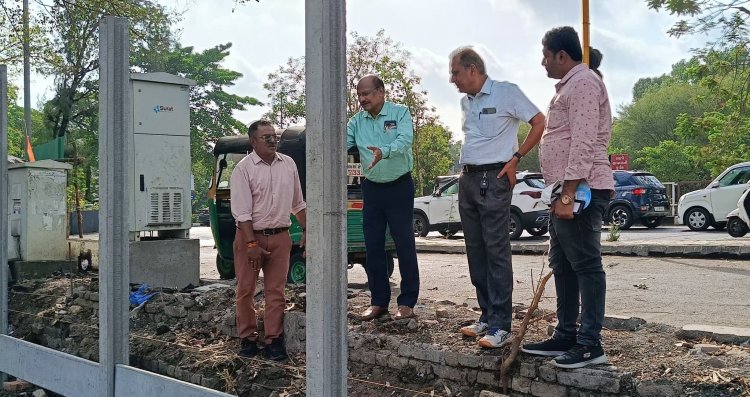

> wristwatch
[512,151,524,161]
[560,194,573,205]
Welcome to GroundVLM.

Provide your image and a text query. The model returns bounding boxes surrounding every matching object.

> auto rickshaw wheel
[216,253,235,280]
[287,250,307,284]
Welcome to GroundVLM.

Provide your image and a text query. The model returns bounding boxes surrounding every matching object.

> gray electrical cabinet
[127,72,200,289]
[129,72,196,235]
[7,160,72,261]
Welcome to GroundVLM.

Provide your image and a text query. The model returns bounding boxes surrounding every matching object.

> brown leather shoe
[357,306,388,321]
[392,305,415,320]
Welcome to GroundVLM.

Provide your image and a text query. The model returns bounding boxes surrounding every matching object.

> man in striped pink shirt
[521,26,614,369]
[230,120,307,361]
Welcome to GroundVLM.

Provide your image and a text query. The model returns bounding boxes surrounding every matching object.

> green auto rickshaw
[207,126,396,283]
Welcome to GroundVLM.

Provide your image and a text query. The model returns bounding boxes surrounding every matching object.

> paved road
[191,226,750,330]
[433,224,741,244]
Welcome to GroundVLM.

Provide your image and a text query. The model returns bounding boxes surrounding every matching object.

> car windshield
[631,174,663,188]
[524,177,546,189]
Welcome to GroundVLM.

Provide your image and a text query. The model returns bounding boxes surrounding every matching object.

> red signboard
[610,153,630,171]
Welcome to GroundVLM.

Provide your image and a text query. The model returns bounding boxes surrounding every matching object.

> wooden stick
[500,271,553,393]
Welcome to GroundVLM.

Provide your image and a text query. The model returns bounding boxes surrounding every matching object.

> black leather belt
[462,162,506,173]
[366,172,411,186]
[254,227,290,236]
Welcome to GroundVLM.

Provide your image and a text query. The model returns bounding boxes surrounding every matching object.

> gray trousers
[458,170,513,331]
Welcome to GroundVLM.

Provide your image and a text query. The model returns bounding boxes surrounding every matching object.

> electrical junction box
[7,160,72,261]
[129,72,196,235]
[127,73,200,289]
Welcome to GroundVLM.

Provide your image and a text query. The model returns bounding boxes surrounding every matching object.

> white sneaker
[460,321,489,337]
[478,329,513,348]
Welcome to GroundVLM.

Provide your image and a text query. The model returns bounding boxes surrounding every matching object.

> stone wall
[283,312,637,397]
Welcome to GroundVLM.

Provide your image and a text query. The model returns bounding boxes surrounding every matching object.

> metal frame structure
[1,0,349,393]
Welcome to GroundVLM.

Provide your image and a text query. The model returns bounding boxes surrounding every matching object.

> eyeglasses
[258,135,281,143]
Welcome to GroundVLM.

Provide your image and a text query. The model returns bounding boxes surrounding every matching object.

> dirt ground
[3,274,750,397]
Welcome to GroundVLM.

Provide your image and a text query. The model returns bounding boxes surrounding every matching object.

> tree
[646,0,750,37]
[611,81,712,158]
[36,0,176,139]
[412,123,454,196]
[0,8,50,69]
[5,84,34,158]
[263,57,305,128]
[637,141,708,181]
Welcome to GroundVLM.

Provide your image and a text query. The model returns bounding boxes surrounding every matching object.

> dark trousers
[549,189,610,346]
[361,176,420,308]
[458,171,513,331]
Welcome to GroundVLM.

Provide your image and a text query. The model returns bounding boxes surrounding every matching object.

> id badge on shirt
[384,120,397,132]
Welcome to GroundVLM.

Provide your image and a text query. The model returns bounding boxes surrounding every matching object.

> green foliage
[39,0,177,139]
[413,123,454,196]
[672,111,750,175]
[606,223,620,242]
[645,0,750,37]
[637,140,707,181]
[263,57,304,128]
[612,82,712,161]
[0,6,52,70]
[516,123,540,172]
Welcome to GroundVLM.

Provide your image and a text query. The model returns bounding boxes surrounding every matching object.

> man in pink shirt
[521,27,614,369]
[230,120,307,360]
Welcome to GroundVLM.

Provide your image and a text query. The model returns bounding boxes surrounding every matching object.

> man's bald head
[356,74,386,116]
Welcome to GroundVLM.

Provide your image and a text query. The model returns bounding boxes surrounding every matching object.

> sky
[20,0,710,141]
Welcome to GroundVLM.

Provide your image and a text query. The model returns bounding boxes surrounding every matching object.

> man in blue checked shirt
[347,74,420,322]
[449,47,545,349]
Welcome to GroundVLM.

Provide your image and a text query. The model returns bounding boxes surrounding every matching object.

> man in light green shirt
[347,75,420,321]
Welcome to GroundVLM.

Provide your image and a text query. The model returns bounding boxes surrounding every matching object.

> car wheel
[509,212,523,240]
[526,225,549,236]
[216,253,235,280]
[685,207,711,231]
[438,228,460,237]
[413,213,429,237]
[727,218,748,238]
[609,205,633,229]
[287,250,306,284]
[640,217,663,228]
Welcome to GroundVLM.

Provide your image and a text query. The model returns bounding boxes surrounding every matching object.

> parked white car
[413,171,549,239]
[677,161,750,231]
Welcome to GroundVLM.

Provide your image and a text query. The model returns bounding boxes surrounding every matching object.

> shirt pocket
[478,113,504,137]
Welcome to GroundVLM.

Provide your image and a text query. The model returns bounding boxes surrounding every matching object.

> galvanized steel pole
[98,16,131,397]
[304,0,348,395]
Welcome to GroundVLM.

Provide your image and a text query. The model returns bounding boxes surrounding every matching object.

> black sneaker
[552,343,608,369]
[263,336,287,361]
[238,337,259,358]
[521,338,576,357]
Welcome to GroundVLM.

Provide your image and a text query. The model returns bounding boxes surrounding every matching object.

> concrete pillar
[98,16,131,396]
[1,65,9,383]
[304,0,348,395]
